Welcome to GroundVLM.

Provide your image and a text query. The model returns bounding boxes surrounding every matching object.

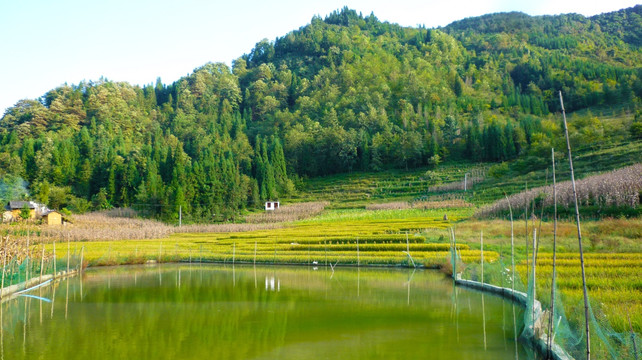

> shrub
[488,162,509,178]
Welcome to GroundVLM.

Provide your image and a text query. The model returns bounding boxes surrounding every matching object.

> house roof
[6,201,37,210]
[42,210,61,216]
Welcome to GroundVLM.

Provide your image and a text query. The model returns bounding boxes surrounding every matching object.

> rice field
[41,208,487,269]
[514,252,642,333]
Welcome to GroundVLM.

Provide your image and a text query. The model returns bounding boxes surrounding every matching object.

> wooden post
[464,173,468,192]
[179,205,182,227]
[560,90,590,360]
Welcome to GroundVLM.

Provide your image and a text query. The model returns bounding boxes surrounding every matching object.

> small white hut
[265,201,280,211]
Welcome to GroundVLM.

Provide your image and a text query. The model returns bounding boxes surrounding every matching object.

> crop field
[290,163,482,208]
[41,207,489,269]
[512,253,642,333]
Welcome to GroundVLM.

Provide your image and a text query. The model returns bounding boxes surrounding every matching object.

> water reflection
[265,275,280,292]
[1,265,528,360]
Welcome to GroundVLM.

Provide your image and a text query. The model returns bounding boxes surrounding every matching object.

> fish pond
[1,264,530,359]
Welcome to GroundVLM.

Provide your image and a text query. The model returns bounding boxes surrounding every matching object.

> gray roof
[6,201,36,210]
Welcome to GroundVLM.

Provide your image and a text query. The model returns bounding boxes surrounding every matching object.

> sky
[0,0,640,115]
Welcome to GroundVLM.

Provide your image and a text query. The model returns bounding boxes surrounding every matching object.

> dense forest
[1,6,641,221]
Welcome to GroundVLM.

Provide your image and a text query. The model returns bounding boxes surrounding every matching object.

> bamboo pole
[52,241,56,277]
[26,233,30,284]
[232,242,236,266]
[451,228,457,279]
[1,238,6,296]
[560,90,590,360]
[254,241,257,266]
[524,183,529,277]
[532,228,537,327]
[548,148,558,358]
[40,246,44,282]
[504,193,515,292]
[535,169,548,265]
[80,247,84,275]
[66,234,70,274]
[324,241,327,268]
[505,193,519,360]
[356,237,360,267]
[480,230,484,285]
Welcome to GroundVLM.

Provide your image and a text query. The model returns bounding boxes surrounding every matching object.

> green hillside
[0,6,641,221]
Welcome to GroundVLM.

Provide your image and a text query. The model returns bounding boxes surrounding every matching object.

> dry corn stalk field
[475,163,642,217]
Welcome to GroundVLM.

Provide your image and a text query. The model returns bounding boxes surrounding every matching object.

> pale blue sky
[1,0,639,115]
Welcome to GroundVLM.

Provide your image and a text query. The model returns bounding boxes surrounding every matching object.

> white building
[265,201,280,211]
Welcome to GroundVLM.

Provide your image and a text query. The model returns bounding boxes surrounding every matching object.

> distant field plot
[44,210,487,270]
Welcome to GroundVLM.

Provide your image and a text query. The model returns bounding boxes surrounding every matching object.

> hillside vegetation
[1,6,641,221]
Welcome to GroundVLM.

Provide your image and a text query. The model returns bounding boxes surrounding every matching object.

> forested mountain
[1,6,641,221]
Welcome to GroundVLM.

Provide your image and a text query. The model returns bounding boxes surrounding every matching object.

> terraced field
[517,253,642,333]
[66,208,490,269]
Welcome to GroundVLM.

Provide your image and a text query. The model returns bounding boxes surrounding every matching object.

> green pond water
[1,264,530,359]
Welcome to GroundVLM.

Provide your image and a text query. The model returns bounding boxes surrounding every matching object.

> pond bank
[1,269,77,302]
[456,277,573,360]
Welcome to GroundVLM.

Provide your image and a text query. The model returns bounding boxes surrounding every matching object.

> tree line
[0,7,640,221]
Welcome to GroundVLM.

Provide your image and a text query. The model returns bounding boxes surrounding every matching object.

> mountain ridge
[0,6,640,220]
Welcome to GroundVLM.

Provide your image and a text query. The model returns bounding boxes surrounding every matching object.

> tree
[19,204,32,220]
[91,188,111,210]
[36,180,50,206]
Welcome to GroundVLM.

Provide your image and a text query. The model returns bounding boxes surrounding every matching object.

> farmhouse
[265,201,280,211]
[42,210,63,225]
[4,201,39,220]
